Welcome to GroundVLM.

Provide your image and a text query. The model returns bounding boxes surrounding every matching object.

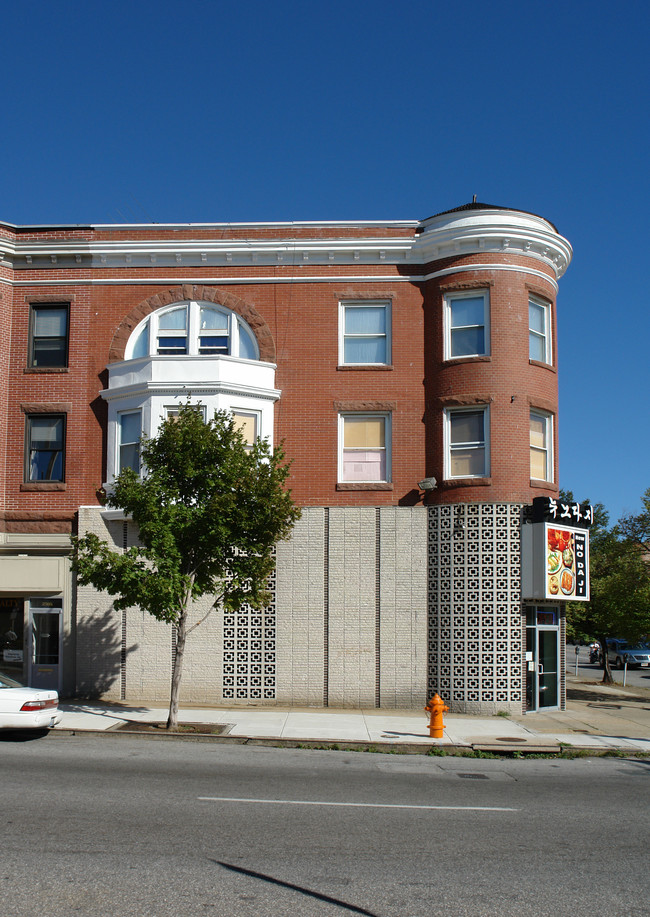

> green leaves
[72,406,300,621]
[565,488,650,648]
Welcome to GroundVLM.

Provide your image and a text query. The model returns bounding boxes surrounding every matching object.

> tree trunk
[600,636,614,685]
[167,608,188,729]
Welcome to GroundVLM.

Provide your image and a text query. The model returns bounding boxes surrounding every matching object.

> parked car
[0,672,61,729]
[605,639,650,670]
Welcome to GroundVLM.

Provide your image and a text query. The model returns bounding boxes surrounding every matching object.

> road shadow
[0,728,50,742]
[567,685,650,709]
[214,860,380,916]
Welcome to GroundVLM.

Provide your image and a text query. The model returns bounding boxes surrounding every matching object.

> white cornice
[0,209,572,279]
[101,380,282,403]
[415,209,572,278]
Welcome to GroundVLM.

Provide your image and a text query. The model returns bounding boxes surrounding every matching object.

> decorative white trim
[1,208,572,279]
[101,380,281,402]
[5,263,559,291]
[420,263,559,292]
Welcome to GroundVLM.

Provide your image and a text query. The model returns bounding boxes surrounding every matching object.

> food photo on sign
[547,527,576,597]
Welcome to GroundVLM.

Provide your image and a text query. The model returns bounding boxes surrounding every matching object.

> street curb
[48,728,648,757]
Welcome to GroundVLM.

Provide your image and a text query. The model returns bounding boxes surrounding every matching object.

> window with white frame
[127,301,259,361]
[530,410,553,481]
[118,411,142,474]
[164,404,207,422]
[157,307,188,355]
[339,414,390,482]
[340,301,390,365]
[529,296,551,364]
[444,290,489,359]
[232,410,259,451]
[444,406,488,478]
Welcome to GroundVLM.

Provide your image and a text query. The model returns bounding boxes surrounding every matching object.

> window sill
[440,477,491,488]
[336,482,394,491]
[530,479,558,490]
[442,355,491,366]
[24,367,69,374]
[529,359,556,372]
[20,482,67,492]
[337,364,394,371]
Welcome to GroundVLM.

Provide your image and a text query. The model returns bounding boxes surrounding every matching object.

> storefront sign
[522,499,593,602]
[545,525,589,599]
[531,496,593,529]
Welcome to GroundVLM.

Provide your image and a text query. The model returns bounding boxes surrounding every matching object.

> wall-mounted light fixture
[418,476,437,491]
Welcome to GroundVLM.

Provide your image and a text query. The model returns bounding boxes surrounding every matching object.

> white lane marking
[198,796,518,812]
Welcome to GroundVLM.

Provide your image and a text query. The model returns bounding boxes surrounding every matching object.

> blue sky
[3,1,647,523]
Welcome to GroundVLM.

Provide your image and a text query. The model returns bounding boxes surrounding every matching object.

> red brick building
[0,202,574,713]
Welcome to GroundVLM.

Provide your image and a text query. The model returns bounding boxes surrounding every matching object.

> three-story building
[0,201,573,713]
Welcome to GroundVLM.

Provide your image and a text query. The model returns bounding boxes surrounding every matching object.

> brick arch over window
[108,285,276,363]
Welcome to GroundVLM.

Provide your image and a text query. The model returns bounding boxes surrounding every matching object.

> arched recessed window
[125,301,259,361]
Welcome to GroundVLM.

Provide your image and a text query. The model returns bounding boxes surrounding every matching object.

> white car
[0,672,62,729]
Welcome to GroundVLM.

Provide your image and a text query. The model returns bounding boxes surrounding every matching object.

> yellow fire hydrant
[424,693,449,738]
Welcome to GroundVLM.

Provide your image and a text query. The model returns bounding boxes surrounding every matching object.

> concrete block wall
[77,505,429,708]
[275,509,326,706]
[377,507,428,707]
[75,509,125,697]
[276,506,428,708]
[327,508,378,707]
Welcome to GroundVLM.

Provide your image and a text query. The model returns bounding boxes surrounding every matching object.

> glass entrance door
[28,599,62,691]
[537,628,559,708]
[525,606,560,711]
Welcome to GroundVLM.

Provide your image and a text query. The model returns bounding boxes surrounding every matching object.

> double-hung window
[232,410,259,451]
[445,291,489,359]
[118,411,142,474]
[339,414,390,482]
[530,410,553,481]
[445,407,488,478]
[29,304,69,367]
[529,296,551,364]
[26,415,65,481]
[340,301,390,365]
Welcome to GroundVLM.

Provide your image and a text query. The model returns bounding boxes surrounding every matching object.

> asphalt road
[1,734,649,917]
[568,645,650,690]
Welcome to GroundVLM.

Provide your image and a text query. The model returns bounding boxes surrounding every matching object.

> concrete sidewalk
[54,675,650,755]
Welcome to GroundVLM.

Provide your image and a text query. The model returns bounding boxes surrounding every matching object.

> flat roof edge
[1,219,419,232]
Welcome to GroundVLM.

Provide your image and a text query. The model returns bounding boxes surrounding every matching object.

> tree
[72,407,301,727]
[565,490,650,684]
[617,486,650,547]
